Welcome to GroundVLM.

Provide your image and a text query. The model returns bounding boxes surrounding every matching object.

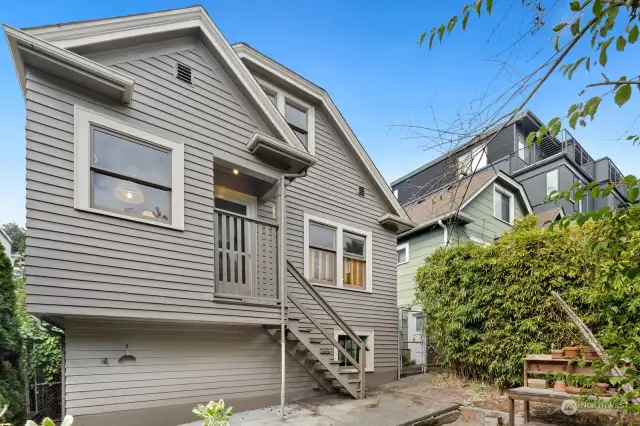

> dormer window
[260,81,315,155]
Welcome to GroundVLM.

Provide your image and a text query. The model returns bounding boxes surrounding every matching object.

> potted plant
[551,344,564,359]
[563,346,581,359]
[565,375,583,395]
[583,346,600,361]
[551,373,567,392]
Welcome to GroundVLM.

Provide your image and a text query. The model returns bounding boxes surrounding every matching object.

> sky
[1,0,639,226]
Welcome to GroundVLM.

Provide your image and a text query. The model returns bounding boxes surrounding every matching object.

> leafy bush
[415,214,599,388]
[26,415,73,426]
[193,400,233,426]
[0,243,24,421]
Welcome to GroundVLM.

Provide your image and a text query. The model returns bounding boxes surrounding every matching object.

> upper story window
[304,213,372,292]
[546,169,559,195]
[457,145,487,177]
[260,81,316,155]
[517,133,526,162]
[74,106,185,230]
[397,243,409,265]
[493,184,514,225]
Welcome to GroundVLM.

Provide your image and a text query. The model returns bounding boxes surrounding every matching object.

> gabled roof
[536,207,565,228]
[4,6,306,152]
[404,170,533,225]
[233,42,409,220]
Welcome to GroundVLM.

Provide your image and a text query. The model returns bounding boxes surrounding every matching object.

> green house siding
[397,228,444,308]
[459,183,525,244]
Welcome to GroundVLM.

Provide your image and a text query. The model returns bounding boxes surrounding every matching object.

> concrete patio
[182,375,463,426]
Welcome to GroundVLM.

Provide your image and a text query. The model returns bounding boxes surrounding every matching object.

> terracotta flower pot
[551,349,564,359]
[595,383,609,396]
[583,347,600,361]
[563,346,581,359]
[554,380,566,393]
[566,386,583,395]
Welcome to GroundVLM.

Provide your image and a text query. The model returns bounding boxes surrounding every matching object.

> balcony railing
[214,209,279,303]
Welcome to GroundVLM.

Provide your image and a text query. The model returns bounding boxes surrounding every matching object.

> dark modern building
[391,111,629,217]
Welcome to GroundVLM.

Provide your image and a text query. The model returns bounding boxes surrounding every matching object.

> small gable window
[493,184,514,225]
[260,81,315,155]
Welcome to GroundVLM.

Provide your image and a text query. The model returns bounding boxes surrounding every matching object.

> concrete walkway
[182,379,461,425]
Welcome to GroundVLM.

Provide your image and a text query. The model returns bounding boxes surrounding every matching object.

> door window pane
[91,172,171,221]
[215,198,248,216]
[92,128,171,187]
[309,222,335,250]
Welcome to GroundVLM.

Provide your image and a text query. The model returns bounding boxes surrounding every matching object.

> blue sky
[1,0,638,226]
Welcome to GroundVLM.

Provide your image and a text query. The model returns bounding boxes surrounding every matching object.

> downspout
[438,220,448,246]
[278,171,307,420]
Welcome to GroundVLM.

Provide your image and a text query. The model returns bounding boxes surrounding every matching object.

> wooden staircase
[265,260,368,399]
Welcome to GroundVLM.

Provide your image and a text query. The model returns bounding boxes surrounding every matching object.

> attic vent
[358,186,365,197]
[176,63,192,84]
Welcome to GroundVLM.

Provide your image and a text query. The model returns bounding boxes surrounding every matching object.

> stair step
[348,379,361,384]
[319,348,332,354]
[288,316,302,321]
[309,338,323,344]
[329,360,341,365]
[298,327,313,333]
[314,364,327,372]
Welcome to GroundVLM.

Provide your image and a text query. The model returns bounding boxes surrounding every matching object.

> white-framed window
[457,145,487,177]
[259,80,316,155]
[73,106,184,230]
[393,188,399,199]
[303,213,373,292]
[546,169,559,195]
[493,184,515,225]
[397,243,409,265]
[333,329,374,373]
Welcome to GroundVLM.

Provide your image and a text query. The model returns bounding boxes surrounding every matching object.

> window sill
[397,260,409,266]
[493,215,513,227]
[76,206,185,231]
[310,281,372,294]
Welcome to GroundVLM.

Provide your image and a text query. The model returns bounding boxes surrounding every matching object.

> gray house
[4,7,414,426]
[392,111,630,218]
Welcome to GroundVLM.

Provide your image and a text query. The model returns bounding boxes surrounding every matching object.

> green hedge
[415,214,607,388]
[0,243,24,421]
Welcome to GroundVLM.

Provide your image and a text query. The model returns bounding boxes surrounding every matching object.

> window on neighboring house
[493,184,514,225]
[309,222,337,285]
[397,243,409,265]
[393,188,399,199]
[517,133,526,162]
[305,214,372,291]
[546,169,559,195]
[414,313,424,332]
[334,330,374,372]
[457,145,487,177]
[260,82,315,154]
[74,106,184,229]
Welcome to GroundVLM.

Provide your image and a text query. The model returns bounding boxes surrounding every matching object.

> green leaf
[571,18,581,36]
[584,96,601,120]
[591,185,601,199]
[567,104,579,115]
[462,11,470,31]
[429,30,436,49]
[418,33,427,46]
[553,22,568,33]
[616,36,627,51]
[525,131,536,147]
[585,57,591,71]
[486,0,493,14]
[628,186,639,202]
[569,0,580,11]
[60,415,74,426]
[603,184,615,196]
[629,25,639,44]
[592,0,603,16]
[43,419,55,426]
[554,35,560,52]
[438,25,445,43]
[614,84,632,107]
[622,175,637,185]
[447,16,458,33]
[473,0,482,16]
[568,57,585,80]
[569,112,580,129]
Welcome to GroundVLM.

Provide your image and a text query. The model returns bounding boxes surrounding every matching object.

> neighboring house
[397,170,532,309]
[0,227,11,258]
[4,7,414,426]
[391,111,630,217]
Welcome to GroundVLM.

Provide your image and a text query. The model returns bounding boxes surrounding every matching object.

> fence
[399,308,442,376]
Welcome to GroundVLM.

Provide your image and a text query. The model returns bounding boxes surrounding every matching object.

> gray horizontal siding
[397,229,444,308]
[274,102,399,377]
[24,43,285,323]
[64,321,317,420]
[460,184,522,243]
